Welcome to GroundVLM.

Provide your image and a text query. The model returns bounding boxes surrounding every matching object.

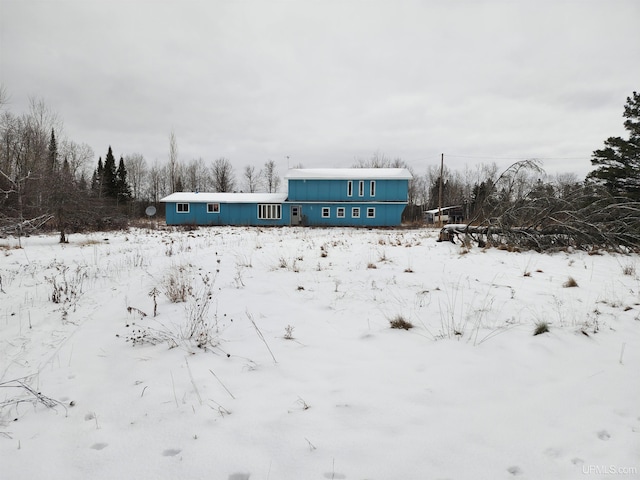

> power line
[442,154,587,161]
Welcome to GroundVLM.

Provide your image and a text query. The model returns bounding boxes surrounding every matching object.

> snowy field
[1,226,638,480]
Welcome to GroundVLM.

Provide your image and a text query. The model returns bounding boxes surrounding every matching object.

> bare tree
[0,103,53,239]
[168,131,178,192]
[263,160,280,193]
[243,165,259,192]
[411,174,429,208]
[147,162,169,203]
[0,85,8,109]
[59,140,93,179]
[353,150,392,168]
[211,157,236,192]
[552,172,581,199]
[124,153,147,200]
[183,157,209,192]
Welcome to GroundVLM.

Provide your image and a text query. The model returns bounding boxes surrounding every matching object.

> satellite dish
[145,206,157,217]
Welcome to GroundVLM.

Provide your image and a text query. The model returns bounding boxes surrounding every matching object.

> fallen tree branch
[0,214,55,236]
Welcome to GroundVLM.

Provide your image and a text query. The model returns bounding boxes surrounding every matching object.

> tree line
[1,85,638,249]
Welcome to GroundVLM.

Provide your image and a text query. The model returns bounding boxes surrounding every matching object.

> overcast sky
[1,0,639,180]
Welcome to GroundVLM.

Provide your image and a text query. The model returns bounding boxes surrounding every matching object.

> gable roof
[284,168,412,180]
[160,192,288,203]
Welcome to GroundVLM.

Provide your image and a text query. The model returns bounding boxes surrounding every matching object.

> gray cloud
[1,0,638,179]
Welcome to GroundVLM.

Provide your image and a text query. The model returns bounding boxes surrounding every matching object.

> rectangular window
[207,203,220,213]
[367,207,376,218]
[257,204,281,219]
[322,207,330,218]
[370,181,376,197]
[352,207,360,218]
[347,181,353,197]
[337,207,345,218]
[358,180,364,196]
[177,203,189,213]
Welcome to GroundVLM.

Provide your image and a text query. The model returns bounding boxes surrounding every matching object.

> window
[322,207,330,218]
[207,203,220,213]
[337,207,345,218]
[352,207,360,218]
[367,207,376,218]
[358,180,364,196]
[347,181,353,197]
[258,204,281,219]
[370,181,376,197]
[177,203,189,213]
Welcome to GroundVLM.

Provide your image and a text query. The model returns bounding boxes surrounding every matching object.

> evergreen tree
[116,156,131,202]
[47,129,58,172]
[78,172,88,192]
[91,157,104,196]
[588,92,640,200]
[62,157,71,176]
[103,146,118,199]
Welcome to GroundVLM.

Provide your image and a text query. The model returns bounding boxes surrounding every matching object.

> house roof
[160,192,288,203]
[284,168,413,180]
[424,206,462,214]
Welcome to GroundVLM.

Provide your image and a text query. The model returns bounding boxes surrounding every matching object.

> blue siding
[164,201,406,227]
[165,202,289,226]
[288,179,408,202]
[295,203,406,227]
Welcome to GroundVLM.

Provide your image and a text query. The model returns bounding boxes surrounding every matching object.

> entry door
[290,205,302,225]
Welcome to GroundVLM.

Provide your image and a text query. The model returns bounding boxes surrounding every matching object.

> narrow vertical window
[358,180,364,196]
[347,180,353,197]
[370,181,376,197]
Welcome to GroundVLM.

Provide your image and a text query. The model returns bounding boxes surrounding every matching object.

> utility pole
[438,153,444,227]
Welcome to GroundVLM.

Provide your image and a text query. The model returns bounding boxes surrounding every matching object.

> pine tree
[78,172,88,192]
[62,157,71,176]
[91,157,104,196]
[116,156,131,202]
[588,92,640,200]
[47,129,58,172]
[103,146,118,199]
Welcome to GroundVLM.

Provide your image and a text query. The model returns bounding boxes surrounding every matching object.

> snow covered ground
[1,226,638,480]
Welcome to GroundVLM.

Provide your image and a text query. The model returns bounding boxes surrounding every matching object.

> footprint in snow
[228,474,250,480]
[597,430,611,440]
[323,473,346,479]
[507,466,523,475]
[544,447,562,458]
[162,448,181,456]
[90,443,108,450]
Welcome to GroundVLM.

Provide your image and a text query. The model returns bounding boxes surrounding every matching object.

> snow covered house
[160,168,412,227]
